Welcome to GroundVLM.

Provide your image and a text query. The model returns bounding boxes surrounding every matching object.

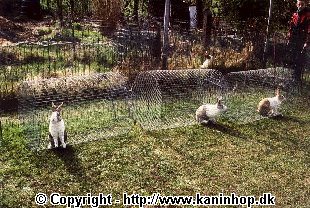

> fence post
[162,0,171,70]
[203,7,213,50]
[0,120,2,141]
[263,0,273,67]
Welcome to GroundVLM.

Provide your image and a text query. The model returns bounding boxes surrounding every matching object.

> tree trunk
[162,0,171,70]
[203,7,213,50]
[196,0,204,29]
[56,0,63,26]
[133,0,139,22]
[70,0,74,19]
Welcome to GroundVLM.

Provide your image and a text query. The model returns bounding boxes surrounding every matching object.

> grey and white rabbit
[257,88,285,117]
[195,97,228,124]
[48,102,67,149]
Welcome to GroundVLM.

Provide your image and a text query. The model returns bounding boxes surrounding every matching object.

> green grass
[1,86,309,207]
[19,99,133,150]
[37,24,106,44]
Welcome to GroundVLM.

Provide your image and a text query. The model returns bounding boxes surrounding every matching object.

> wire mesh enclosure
[1,6,308,153]
[131,69,226,130]
[131,67,294,129]
[222,67,293,124]
[17,72,133,150]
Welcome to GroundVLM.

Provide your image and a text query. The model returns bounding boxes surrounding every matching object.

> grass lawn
[0,83,309,207]
[18,98,133,150]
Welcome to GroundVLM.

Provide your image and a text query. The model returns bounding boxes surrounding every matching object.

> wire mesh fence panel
[132,69,225,130]
[131,67,295,128]
[113,24,162,80]
[0,39,119,111]
[222,67,293,124]
[17,72,133,150]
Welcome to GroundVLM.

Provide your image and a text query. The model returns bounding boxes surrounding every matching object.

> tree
[133,0,139,22]
[196,0,204,28]
[218,0,295,32]
[56,0,64,26]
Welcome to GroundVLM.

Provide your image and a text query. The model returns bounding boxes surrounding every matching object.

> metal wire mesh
[222,67,293,124]
[3,15,306,151]
[131,69,225,130]
[17,72,132,150]
[131,67,294,128]
[16,66,297,149]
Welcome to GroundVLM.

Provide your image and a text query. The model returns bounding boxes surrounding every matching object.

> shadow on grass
[203,122,249,140]
[34,145,90,189]
[269,114,306,124]
[249,115,310,160]
[51,145,89,184]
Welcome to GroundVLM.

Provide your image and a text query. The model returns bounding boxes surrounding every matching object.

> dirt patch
[0,16,52,44]
[0,16,26,43]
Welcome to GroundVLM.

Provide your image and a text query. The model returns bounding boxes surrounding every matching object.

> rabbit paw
[48,143,52,149]
[200,120,209,125]
[209,118,216,124]
[274,113,283,117]
[62,143,67,148]
[54,142,59,148]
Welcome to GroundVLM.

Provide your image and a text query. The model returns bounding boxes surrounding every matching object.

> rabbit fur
[196,98,227,124]
[257,88,285,117]
[200,51,214,69]
[48,102,67,149]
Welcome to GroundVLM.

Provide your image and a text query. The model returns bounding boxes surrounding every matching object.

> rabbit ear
[52,102,57,110]
[57,102,63,111]
[217,96,223,103]
[275,88,280,96]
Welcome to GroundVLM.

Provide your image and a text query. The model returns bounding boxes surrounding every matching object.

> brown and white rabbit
[257,88,285,117]
[48,102,67,149]
[195,97,228,124]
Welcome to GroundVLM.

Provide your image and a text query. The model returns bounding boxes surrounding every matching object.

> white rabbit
[200,51,214,69]
[257,88,285,117]
[196,97,228,124]
[48,102,67,149]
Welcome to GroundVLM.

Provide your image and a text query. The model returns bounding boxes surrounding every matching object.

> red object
[288,7,310,45]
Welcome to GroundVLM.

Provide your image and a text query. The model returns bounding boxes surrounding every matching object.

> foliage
[40,0,92,18]
[218,0,296,31]
[123,0,149,20]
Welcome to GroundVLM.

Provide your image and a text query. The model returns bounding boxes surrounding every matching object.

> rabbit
[200,51,214,69]
[196,97,228,124]
[48,102,67,149]
[257,88,285,117]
